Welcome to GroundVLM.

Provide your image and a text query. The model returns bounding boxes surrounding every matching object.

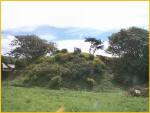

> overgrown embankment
[8,53,115,91]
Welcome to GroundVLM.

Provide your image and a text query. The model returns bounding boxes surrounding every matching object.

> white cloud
[39,34,56,41]
[2,1,149,31]
[56,40,112,57]
[13,26,37,32]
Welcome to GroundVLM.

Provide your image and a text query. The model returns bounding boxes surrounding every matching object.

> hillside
[8,52,115,91]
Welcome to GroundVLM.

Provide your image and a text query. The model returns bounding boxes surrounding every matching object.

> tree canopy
[107,27,149,84]
[107,27,149,58]
[9,35,57,60]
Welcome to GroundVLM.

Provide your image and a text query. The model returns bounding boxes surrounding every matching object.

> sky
[1,1,149,57]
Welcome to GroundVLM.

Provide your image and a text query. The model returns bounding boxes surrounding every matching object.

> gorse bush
[64,61,104,80]
[55,53,72,63]
[35,57,55,64]
[94,57,105,66]
[80,53,94,60]
[15,59,27,69]
[10,53,110,90]
[48,75,63,89]
[23,63,68,87]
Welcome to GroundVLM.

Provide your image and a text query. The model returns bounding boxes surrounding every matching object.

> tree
[85,38,104,55]
[107,27,149,58]
[9,35,57,60]
[107,27,149,84]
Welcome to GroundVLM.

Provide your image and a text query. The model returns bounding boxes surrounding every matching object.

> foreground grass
[2,84,149,112]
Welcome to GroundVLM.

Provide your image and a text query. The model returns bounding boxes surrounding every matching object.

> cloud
[39,34,57,41]
[56,40,112,57]
[2,1,149,31]
[12,26,37,32]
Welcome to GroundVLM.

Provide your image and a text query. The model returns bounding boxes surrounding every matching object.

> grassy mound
[8,53,114,90]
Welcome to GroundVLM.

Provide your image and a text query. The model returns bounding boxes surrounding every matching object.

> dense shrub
[10,53,109,90]
[86,78,95,88]
[35,57,55,64]
[80,53,94,60]
[110,56,148,86]
[64,61,103,80]
[94,57,106,69]
[2,56,16,64]
[97,55,112,65]
[55,53,72,63]
[48,75,63,89]
[23,63,69,87]
[15,59,27,68]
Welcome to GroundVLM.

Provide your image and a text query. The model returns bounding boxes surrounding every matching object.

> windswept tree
[9,35,57,60]
[85,38,104,55]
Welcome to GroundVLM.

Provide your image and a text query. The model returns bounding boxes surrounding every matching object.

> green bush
[55,53,72,63]
[21,63,69,87]
[63,57,104,82]
[35,57,55,64]
[46,57,55,63]
[35,57,46,64]
[10,53,110,90]
[89,54,94,60]
[48,75,63,89]
[80,53,94,60]
[2,56,16,64]
[86,78,95,88]
[15,59,27,68]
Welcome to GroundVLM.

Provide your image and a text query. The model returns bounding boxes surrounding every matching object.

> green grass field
[2,84,149,112]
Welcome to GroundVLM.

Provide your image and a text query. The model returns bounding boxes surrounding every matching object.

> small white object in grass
[93,101,99,108]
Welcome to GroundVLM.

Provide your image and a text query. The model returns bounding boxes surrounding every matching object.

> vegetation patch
[2,85,149,112]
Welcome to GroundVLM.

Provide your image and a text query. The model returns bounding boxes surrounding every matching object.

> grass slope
[2,84,149,112]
